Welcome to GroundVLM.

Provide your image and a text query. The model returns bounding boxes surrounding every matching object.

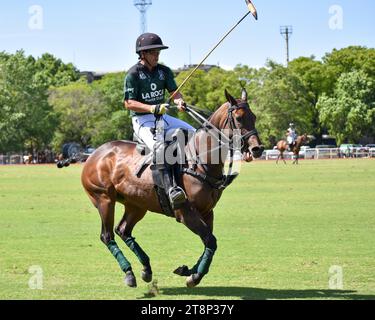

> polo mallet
[169,0,258,103]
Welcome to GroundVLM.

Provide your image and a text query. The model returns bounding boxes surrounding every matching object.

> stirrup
[168,186,187,208]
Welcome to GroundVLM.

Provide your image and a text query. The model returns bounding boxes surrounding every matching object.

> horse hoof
[186,273,202,288]
[141,269,153,283]
[174,265,191,277]
[124,271,137,288]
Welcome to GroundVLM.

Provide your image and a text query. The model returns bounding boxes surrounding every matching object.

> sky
[0,0,374,72]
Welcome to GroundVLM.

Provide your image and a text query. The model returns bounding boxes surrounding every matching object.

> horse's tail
[56,156,79,168]
[56,142,84,169]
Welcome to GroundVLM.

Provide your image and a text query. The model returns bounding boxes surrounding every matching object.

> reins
[182,102,257,190]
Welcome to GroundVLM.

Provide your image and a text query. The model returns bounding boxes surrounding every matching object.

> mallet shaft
[169,0,258,102]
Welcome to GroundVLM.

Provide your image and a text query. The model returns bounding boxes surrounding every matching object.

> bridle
[183,101,259,190]
[223,101,259,153]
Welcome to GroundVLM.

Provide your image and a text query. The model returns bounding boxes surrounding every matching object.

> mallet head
[245,0,258,20]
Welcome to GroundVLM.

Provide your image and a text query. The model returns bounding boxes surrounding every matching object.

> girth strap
[182,167,238,190]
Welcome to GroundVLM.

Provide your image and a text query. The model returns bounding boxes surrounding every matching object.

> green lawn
[0,159,374,300]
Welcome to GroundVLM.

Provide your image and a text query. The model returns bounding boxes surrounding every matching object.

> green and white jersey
[124,62,178,116]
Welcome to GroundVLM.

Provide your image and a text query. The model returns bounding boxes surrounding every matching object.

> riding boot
[159,165,187,210]
[153,135,187,210]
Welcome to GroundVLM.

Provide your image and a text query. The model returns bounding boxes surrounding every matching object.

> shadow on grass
[154,287,375,300]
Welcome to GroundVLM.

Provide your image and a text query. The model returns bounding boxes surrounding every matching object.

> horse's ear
[241,87,248,102]
[225,89,237,106]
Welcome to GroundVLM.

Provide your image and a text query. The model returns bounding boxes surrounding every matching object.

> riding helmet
[136,33,169,53]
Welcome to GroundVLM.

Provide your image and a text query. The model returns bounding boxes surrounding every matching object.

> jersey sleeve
[123,73,138,101]
[164,67,178,93]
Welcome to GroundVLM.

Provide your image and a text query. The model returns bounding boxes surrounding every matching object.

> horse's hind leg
[277,152,287,165]
[174,207,217,288]
[281,152,287,164]
[115,206,152,283]
[95,194,137,287]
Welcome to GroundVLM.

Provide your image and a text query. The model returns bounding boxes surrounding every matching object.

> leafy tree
[287,56,334,138]
[175,69,209,105]
[48,81,101,150]
[174,69,209,126]
[205,67,245,109]
[323,46,375,80]
[34,53,80,88]
[250,61,315,148]
[0,51,58,153]
[289,56,333,102]
[3,45,374,154]
[317,70,375,144]
[90,72,132,146]
[49,72,131,151]
[174,66,258,127]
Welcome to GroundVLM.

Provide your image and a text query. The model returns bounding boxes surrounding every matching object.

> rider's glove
[150,103,169,115]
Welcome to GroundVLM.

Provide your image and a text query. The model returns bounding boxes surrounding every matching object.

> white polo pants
[132,114,195,151]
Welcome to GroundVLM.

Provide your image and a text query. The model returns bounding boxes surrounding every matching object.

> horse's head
[211,89,264,161]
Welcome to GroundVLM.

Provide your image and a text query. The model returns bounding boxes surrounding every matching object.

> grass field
[0,159,374,300]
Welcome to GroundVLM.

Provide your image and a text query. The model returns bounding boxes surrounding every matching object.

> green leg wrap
[190,253,204,274]
[107,240,132,272]
[124,237,150,266]
[197,248,215,275]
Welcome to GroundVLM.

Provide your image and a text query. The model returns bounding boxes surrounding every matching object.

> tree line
[0,46,374,154]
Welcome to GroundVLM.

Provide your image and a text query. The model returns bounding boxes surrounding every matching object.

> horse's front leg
[293,153,299,164]
[174,208,216,288]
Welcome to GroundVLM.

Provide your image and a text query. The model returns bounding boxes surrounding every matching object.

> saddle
[133,130,189,217]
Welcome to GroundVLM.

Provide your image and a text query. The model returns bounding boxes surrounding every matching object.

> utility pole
[134,0,152,34]
[280,26,293,65]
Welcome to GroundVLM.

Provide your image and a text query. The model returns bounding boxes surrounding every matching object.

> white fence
[0,154,24,165]
[265,147,375,160]
[2,148,374,165]
[0,153,57,165]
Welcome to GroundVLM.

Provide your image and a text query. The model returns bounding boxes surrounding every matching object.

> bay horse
[81,90,264,288]
[276,134,308,165]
